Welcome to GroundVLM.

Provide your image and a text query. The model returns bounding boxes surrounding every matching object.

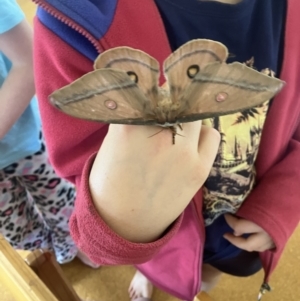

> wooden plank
[25,250,81,301]
[0,235,59,301]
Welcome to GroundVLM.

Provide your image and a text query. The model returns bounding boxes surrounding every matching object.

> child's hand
[223,214,275,252]
[89,121,220,242]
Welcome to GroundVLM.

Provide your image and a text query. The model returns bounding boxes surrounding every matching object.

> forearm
[0,65,35,139]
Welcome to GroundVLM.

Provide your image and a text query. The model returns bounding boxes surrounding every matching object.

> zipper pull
[258,283,272,301]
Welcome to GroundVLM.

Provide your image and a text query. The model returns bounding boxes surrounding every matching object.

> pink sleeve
[70,153,183,265]
[33,18,182,265]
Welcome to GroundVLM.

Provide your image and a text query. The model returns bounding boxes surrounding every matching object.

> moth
[49,39,285,144]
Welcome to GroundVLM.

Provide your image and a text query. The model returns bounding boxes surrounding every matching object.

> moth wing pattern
[94,46,160,109]
[49,39,286,133]
[49,68,157,125]
[163,39,229,105]
[176,62,285,122]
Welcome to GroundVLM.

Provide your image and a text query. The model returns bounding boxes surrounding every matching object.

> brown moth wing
[175,62,285,123]
[94,47,160,108]
[49,68,157,125]
[163,39,229,106]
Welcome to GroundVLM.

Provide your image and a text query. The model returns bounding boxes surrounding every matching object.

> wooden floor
[42,230,300,301]
[18,0,36,24]
[1,1,298,300]
[2,229,300,301]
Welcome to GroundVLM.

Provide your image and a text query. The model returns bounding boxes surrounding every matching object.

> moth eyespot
[187,65,200,79]
[216,92,228,102]
[105,99,117,110]
[127,71,138,83]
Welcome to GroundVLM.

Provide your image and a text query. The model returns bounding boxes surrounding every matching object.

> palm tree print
[232,107,260,125]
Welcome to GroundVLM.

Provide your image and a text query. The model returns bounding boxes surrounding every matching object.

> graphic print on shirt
[203,82,270,226]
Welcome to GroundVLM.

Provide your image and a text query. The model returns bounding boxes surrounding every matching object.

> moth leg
[147,128,165,139]
[170,125,182,144]
[148,125,184,144]
[148,127,177,144]
[261,68,276,77]
[171,126,176,145]
[243,56,255,69]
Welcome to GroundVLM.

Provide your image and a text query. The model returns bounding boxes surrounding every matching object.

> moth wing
[176,62,285,122]
[163,39,228,103]
[94,46,160,108]
[49,69,157,125]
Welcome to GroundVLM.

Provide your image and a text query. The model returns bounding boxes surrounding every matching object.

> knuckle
[202,125,221,141]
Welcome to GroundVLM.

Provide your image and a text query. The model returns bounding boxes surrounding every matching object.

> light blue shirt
[0,0,41,169]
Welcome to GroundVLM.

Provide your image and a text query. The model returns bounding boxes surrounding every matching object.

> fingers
[223,232,275,252]
[224,214,276,252]
[224,214,263,236]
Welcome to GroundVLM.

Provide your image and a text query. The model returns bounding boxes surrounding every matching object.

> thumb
[224,214,263,236]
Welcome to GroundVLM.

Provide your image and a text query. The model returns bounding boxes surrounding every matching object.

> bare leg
[201,264,222,292]
[128,270,153,300]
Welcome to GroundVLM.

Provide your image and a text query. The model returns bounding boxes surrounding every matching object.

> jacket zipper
[32,0,103,53]
[257,253,274,300]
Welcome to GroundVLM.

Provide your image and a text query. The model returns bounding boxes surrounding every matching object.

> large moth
[50,39,285,144]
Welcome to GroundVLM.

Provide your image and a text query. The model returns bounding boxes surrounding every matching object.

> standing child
[32,0,300,300]
[0,0,82,265]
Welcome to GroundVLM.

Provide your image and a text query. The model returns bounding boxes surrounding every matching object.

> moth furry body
[50,39,285,143]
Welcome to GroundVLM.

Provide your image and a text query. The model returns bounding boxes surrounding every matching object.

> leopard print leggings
[0,140,77,263]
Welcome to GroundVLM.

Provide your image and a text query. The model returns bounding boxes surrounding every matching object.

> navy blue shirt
[154,0,286,263]
[155,0,286,73]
